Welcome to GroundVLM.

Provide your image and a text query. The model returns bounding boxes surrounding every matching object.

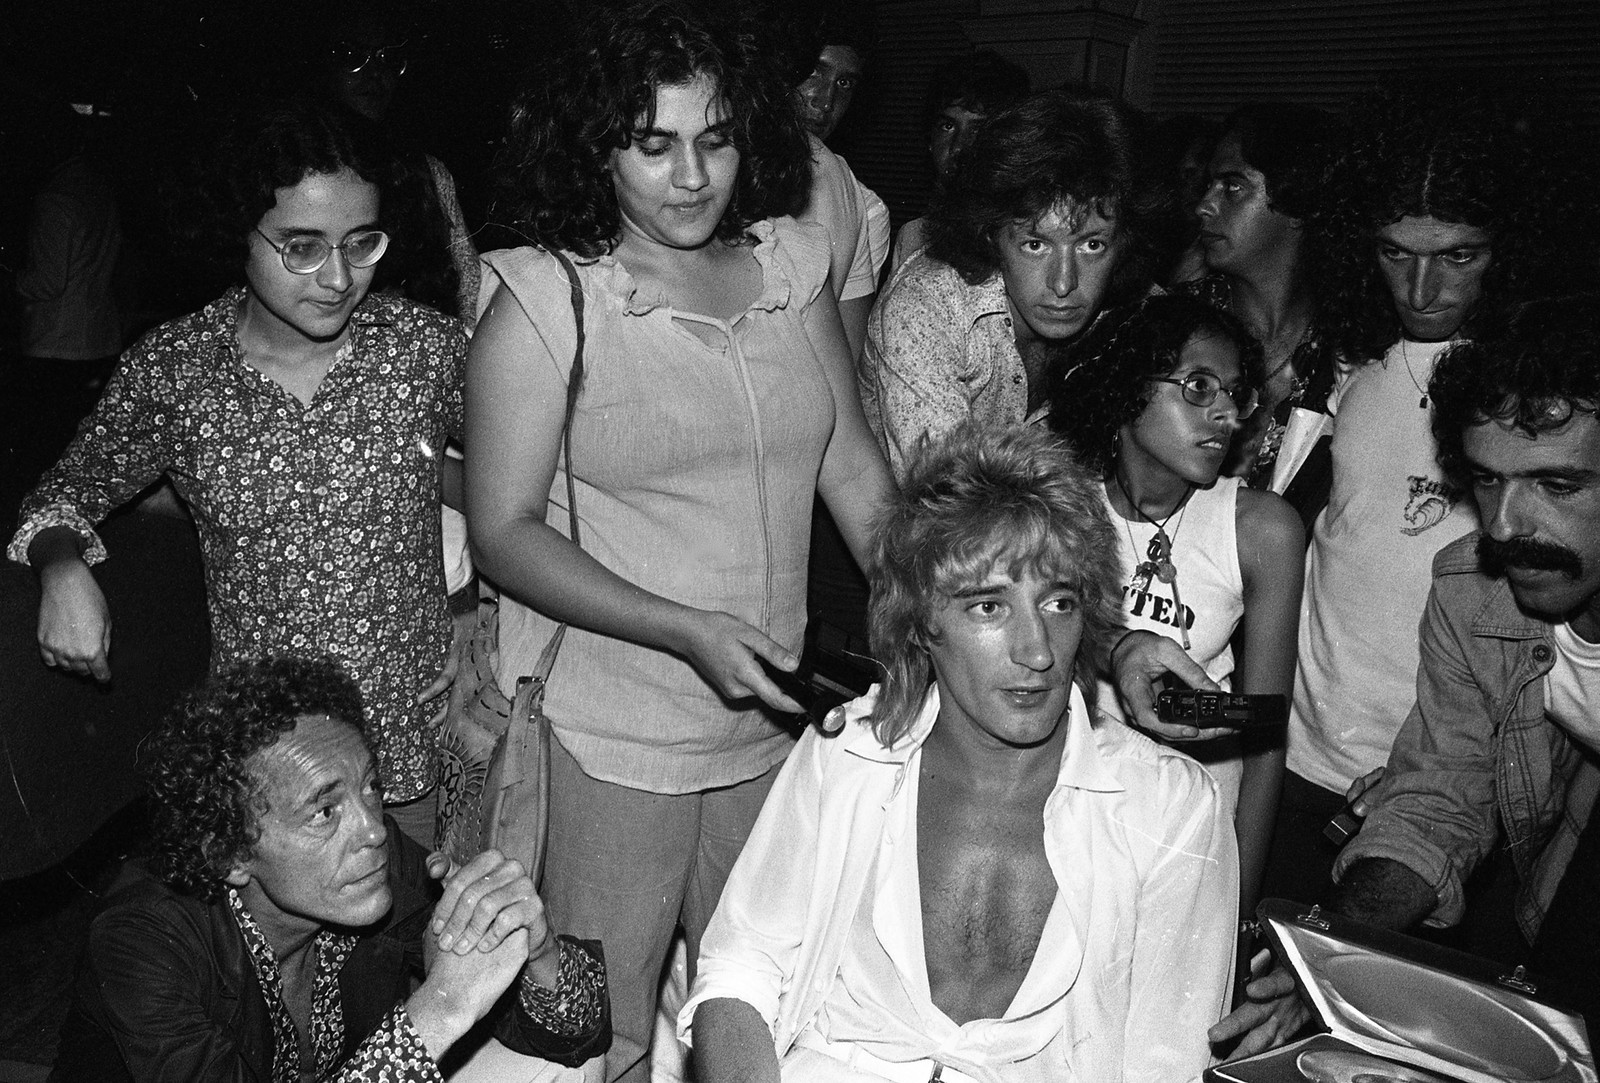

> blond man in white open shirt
[681,426,1237,1083]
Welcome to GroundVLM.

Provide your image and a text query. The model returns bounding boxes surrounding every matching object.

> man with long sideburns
[684,426,1237,1083]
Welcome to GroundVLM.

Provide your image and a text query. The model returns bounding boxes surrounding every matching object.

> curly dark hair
[1224,102,1336,223]
[142,654,369,900]
[926,87,1167,304]
[1308,76,1593,364]
[764,0,877,93]
[175,97,455,310]
[922,49,1031,133]
[1430,295,1600,490]
[376,141,464,317]
[491,1,811,258]
[868,424,1122,747]
[1046,294,1265,477]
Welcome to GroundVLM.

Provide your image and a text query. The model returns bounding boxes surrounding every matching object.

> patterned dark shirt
[519,932,609,1036]
[227,888,608,1083]
[228,889,366,1083]
[9,288,467,800]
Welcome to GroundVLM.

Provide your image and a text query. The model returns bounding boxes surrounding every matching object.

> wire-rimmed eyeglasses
[1146,372,1260,419]
[254,228,390,275]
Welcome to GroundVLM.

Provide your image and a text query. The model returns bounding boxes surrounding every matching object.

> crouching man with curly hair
[682,425,1238,1083]
[50,654,610,1083]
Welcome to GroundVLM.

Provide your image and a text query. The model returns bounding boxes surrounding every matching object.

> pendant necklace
[1400,339,1429,409]
[1115,471,1194,649]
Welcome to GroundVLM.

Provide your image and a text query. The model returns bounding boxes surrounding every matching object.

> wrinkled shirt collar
[215,284,402,332]
[832,683,1124,794]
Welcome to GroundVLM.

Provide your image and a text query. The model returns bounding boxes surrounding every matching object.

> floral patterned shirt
[227,888,609,1083]
[8,288,466,800]
[861,252,1024,480]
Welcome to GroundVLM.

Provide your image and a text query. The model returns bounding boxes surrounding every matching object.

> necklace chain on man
[1400,339,1430,409]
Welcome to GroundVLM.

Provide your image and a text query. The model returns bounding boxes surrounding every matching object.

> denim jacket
[1335,533,1590,942]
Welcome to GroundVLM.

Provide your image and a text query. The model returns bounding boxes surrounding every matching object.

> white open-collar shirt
[682,683,1239,1082]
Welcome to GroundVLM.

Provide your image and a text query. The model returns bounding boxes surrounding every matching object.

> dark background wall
[1138,0,1600,115]
[5,0,1599,257]
[843,0,1600,228]
[5,0,1597,255]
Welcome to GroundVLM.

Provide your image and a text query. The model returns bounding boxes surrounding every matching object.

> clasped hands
[408,849,561,1058]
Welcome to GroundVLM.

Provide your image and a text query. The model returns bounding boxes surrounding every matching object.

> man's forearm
[1330,857,1439,931]
[692,998,781,1083]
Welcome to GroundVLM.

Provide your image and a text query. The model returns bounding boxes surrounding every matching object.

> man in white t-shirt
[1331,297,1600,1022]
[789,4,893,721]
[788,7,889,360]
[1257,82,1554,912]
[801,136,889,365]
[1210,81,1592,1059]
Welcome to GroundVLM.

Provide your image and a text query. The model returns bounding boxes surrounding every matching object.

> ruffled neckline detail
[583,219,792,319]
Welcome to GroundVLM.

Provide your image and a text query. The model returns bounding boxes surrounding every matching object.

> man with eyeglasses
[314,6,480,327]
[314,6,484,645]
[322,7,410,127]
[9,101,468,849]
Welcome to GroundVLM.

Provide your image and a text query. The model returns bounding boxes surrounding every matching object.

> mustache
[1477,533,1584,579]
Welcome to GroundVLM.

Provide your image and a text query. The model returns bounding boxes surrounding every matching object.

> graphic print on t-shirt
[1401,475,1462,537]
[1120,581,1196,632]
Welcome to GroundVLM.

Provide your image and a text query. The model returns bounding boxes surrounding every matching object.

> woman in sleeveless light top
[464,6,895,1079]
[1048,294,1304,914]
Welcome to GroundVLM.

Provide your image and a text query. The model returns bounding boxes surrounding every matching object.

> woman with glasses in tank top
[1047,293,1304,915]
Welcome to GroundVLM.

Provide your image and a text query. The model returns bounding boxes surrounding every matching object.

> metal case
[1206,899,1595,1083]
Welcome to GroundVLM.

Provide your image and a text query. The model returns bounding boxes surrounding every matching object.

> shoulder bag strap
[548,248,585,550]
[520,248,586,683]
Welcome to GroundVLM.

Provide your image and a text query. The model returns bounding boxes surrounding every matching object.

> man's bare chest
[916,781,1057,1022]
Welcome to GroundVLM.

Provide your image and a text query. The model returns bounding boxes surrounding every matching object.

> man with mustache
[1254,80,1585,918]
[1328,298,1600,1015]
